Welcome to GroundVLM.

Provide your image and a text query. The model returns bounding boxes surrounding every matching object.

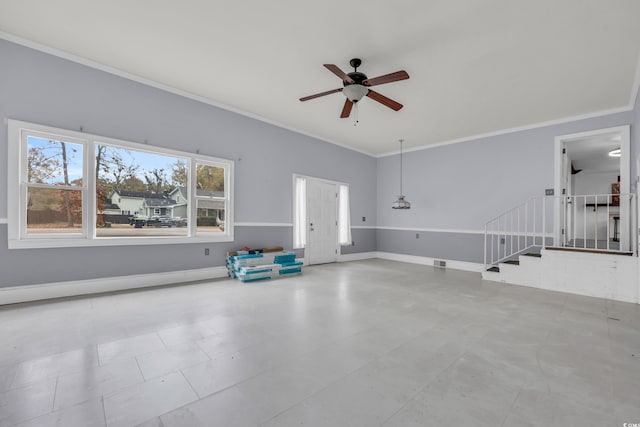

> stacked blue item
[236,265,273,283]
[272,253,303,277]
[226,251,303,282]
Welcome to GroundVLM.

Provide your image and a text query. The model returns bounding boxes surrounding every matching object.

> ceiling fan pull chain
[354,103,359,126]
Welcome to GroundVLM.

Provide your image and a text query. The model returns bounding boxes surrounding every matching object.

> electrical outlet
[362,216,366,222]
[545,188,554,196]
[500,238,505,244]
[351,241,355,246]
[416,233,420,239]
[204,248,210,256]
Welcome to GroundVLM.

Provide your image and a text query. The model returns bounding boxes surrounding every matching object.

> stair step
[503,260,520,265]
[545,246,633,256]
[523,253,542,258]
[486,266,500,273]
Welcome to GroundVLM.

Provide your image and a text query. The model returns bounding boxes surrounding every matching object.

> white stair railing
[484,193,635,270]
[484,196,550,270]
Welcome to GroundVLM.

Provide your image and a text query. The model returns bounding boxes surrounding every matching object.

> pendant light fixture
[392,139,411,209]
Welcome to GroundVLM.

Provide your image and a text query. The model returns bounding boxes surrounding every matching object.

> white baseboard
[0,252,481,305]
[338,251,377,262]
[0,266,229,305]
[376,252,484,273]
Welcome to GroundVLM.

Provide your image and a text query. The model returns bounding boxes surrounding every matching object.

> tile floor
[0,259,639,426]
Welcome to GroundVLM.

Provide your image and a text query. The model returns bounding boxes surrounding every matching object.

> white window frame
[7,120,234,249]
[193,161,229,234]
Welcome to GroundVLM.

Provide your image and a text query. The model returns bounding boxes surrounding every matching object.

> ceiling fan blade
[366,90,403,111]
[324,64,355,84]
[299,88,343,102]
[340,99,353,118]
[363,70,409,86]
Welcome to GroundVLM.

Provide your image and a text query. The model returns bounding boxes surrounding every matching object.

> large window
[8,120,234,248]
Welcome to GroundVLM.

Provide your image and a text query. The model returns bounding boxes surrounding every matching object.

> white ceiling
[1,1,640,156]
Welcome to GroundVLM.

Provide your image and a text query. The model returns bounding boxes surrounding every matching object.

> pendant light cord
[399,139,404,195]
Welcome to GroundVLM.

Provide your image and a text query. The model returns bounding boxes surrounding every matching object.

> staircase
[482,193,639,304]
[481,248,638,303]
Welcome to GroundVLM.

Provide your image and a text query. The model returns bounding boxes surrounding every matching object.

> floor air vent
[434,260,446,268]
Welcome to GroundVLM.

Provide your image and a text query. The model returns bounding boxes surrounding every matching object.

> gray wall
[1,38,639,287]
[377,106,637,263]
[0,40,377,287]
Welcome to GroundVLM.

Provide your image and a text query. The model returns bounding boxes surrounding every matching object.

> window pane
[27,187,83,234]
[27,136,83,186]
[95,145,188,238]
[196,164,224,196]
[196,199,224,233]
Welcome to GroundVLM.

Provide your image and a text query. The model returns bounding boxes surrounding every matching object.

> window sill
[8,233,235,250]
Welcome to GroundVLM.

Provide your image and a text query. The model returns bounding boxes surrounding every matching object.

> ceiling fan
[299,58,409,118]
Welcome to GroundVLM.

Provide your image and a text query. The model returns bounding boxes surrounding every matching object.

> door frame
[293,174,347,265]
[554,125,630,250]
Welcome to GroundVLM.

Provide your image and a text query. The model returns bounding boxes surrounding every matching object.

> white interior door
[306,178,338,265]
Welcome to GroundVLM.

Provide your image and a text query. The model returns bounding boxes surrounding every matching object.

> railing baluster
[525,201,528,250]
[593,194,598,249]
[583,196,587,249]
[511,211,514,258]
[533,198,537,247]
[517,207,521,254]
[484,223,487,270]
[542,197,546,250]
[606,196,612,250]
[493,222,496,265]
[575,195,578,248]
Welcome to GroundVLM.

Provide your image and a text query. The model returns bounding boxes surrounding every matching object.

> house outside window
[7,120,234,248]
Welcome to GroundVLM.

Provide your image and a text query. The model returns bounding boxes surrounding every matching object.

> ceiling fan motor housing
[343,71,369,102]
[344,72,368,86]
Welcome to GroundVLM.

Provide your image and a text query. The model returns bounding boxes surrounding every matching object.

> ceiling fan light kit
[300,58,409,120]
[343,84,368,102]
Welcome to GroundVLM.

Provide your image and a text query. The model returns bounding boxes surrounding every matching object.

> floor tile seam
[50,376,58,413]
[100,396,107,427]
[154,331,173,353]
[178,369,201,400]
[244,318,391,368]
[380,334,486,426]
[0,375,56,401]
[246,333,419,427]
[7,377,60,427]
[541,387,618,417]
[377,346,474,427]
[133,355,147,382]
[194,333,271,360]
[498,386,525,427]
[3,364,19,392]
[148,367,270,423]
[149,342,216,374]
[98,331,171,366]
[179,359,268,400]
[6,345,102,388]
